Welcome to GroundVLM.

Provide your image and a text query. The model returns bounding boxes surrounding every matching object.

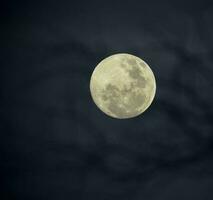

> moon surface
[90,53,156,119]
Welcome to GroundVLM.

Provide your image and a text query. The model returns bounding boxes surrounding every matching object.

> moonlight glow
[90,53,156,119]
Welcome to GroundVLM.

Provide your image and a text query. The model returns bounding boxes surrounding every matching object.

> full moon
[90,53,156,119]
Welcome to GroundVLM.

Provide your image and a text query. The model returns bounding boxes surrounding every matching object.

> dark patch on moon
[126,65,146,88]
[101,83,146,118]
[120,57,147,89]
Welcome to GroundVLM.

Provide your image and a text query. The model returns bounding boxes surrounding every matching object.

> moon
[90,53,156,119]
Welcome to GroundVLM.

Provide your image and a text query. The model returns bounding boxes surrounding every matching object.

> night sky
[2,0,213,199]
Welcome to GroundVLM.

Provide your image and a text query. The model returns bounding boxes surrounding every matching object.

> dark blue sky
[2,0,213,199]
